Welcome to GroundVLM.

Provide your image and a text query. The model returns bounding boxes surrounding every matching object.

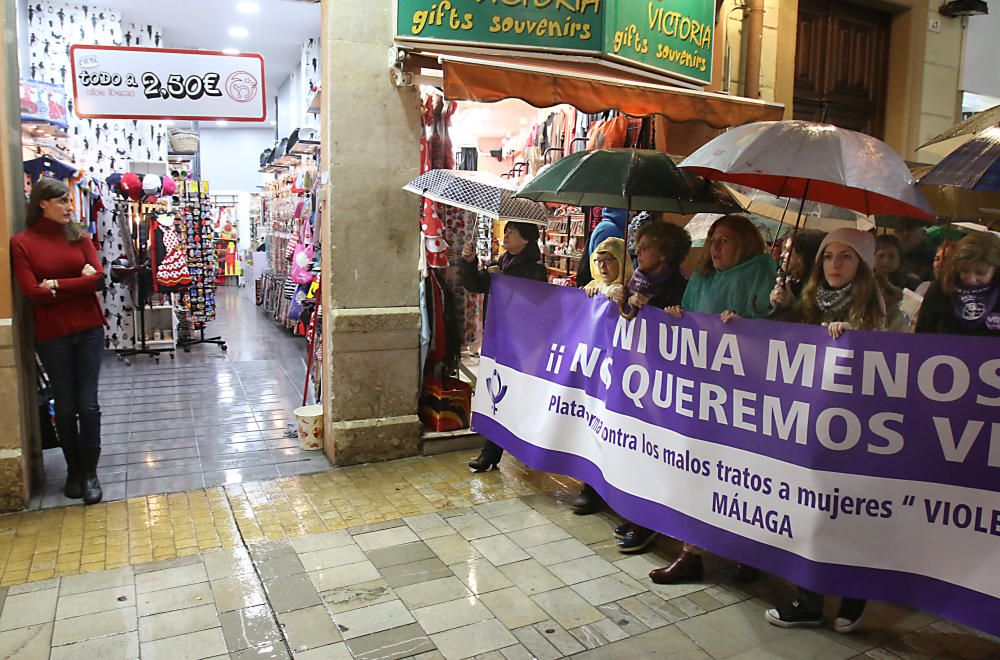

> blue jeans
[36,327,104,449]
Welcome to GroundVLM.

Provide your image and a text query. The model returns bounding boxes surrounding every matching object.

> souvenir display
[175,180,218,331]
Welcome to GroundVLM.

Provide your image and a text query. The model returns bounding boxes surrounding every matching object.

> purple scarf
[952,282,999,329]
[628,265,677,298]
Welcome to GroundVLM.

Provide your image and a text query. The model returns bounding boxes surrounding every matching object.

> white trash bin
[294,404,324,451]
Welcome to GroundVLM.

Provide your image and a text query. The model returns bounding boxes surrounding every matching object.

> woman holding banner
[652,215,776,583]
[763,227,891,631]
[599,223,692,554]
[915,231,1000,337]
[461,221,547,472]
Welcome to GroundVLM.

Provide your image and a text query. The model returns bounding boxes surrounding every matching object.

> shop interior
[16,0,325,507]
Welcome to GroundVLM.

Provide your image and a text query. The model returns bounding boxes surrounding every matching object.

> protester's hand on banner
[487,265,501,274]
[664,305,684,318]
[721,310,741,324]
[825,321,853,339]
[607,285,626,305]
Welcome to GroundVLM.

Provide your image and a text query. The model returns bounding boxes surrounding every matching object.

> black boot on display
[79,446,103,505]
[60,444,83,499]
[571,484,602,515]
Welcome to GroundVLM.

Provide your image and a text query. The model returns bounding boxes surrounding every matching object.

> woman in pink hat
[771,227,888,337]
[764,227,889,633]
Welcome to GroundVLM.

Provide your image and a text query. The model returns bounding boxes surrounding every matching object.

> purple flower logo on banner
[486,369,508,415]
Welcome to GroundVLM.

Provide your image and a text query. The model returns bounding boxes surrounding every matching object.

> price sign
[69,45,266,122]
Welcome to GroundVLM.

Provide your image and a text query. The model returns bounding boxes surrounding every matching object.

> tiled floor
[33,286,329,510]
[0,451,550,586]
[0,471,996,659]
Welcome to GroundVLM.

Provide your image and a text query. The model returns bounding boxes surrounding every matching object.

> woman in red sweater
[11,177,107,504]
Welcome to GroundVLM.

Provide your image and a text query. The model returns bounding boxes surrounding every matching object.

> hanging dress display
[150,216,191,291]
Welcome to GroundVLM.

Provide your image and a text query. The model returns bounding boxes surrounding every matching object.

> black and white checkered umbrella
[404,169,550,225]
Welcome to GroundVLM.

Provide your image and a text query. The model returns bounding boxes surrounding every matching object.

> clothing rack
[114,200,175,365]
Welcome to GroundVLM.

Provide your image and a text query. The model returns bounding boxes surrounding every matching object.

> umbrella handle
[751,294,780,319]
[617,300,639,321]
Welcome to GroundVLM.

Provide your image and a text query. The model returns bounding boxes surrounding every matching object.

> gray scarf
[816,281,855,316]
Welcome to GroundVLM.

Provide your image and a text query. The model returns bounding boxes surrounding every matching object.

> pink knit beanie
[817,228,876,271]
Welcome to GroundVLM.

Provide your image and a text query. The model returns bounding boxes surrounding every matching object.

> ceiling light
[216,120,229,127]
[228,27,249,38]
[222,48,240,55]
[236,1,259,13]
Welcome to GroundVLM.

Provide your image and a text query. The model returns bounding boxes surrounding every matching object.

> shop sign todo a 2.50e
[69,45,266,122]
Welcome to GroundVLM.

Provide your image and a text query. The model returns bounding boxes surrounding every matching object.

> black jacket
[459,255,547,295]
[915,280,1000,337]
[646,273,688,309]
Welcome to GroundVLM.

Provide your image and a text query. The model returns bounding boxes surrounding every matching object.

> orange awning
[437,54,784,130]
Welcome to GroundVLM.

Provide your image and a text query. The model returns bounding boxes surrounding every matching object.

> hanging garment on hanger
[224,241,239,276]
[150,218,191,291]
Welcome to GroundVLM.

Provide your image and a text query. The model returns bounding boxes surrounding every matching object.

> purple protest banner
[472,275,1000,636]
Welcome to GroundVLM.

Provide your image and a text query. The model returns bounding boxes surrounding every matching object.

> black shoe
[765,600,823,628]
[78,446,103,505]
[469,455,499,472]
[571,484,602,515]
[60,444,83,499]
[617,526,657,554]
[734,564,760,584]
[614,523,631,540]
[834,599,867,633]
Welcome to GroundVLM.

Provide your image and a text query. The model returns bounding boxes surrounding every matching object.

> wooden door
[794,0,890,138]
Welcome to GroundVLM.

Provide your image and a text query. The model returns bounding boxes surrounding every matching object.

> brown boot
[649,551,704,584]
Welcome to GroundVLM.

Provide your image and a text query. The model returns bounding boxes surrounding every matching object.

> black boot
[60,444,83,499]
[469,441,502,472]
[571,484,602,515]
[78,446,103,505]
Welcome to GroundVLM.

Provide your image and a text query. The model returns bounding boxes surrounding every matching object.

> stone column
[319,1,424,465]
[0,0,33,510]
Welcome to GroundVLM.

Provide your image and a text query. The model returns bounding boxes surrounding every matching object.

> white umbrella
[680,120,934,223]
[403,169,550,225]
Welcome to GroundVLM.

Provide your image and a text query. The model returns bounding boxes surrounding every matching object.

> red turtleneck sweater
[10,219,106,343]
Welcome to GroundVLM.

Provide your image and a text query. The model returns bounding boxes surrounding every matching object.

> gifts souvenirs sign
[396,0,715,85]
[69,45,266,122]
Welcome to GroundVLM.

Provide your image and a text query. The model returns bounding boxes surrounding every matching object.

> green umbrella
[515,149,741,316]
[514,149,742,214]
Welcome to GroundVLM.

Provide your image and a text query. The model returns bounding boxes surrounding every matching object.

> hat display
[142,173,162,202]
[161,175,176,196]
[106,172,124,196]
[121,172,142,201]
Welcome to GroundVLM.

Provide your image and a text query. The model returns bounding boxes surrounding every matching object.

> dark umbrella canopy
[919,127,1000,192]
[514,149,742,215]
